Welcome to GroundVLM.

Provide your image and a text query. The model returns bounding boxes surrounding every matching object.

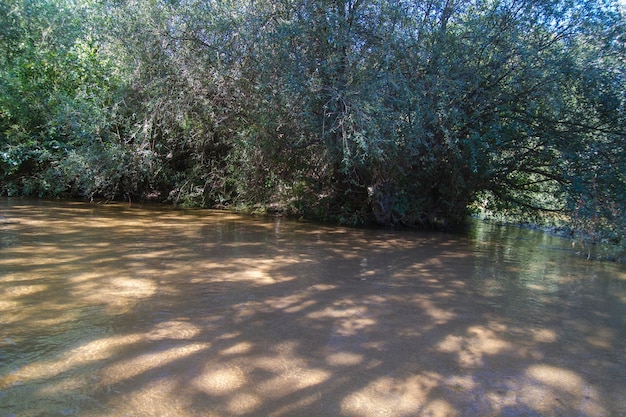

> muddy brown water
[0,198,624,417]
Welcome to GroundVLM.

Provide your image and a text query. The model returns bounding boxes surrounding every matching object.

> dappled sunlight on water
[0,198,625,416]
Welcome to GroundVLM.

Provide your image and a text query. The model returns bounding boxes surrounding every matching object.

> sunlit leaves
[1,0,624,240]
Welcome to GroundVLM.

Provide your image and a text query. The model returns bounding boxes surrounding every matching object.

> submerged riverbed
[0,198,625,416]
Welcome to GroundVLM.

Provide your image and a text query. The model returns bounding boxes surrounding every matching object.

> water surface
[1,198,625,416]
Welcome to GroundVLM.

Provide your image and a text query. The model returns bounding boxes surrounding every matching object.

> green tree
[0,0,130,198]
[2,0,624,248]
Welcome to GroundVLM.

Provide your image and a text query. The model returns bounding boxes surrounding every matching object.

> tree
[1,0,624,245]
[0,0,129,198]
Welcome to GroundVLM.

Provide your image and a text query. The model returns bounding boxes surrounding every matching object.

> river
[0,198,624,416]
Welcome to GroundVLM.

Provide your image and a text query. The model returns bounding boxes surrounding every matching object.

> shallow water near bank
[1,198,625,416]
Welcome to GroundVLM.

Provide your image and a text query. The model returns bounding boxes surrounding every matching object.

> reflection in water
[0,198,625,416]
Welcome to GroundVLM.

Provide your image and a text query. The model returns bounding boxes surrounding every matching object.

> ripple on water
[146,320,201,341]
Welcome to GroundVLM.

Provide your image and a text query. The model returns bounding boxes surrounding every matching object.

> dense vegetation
[1,1,625,238]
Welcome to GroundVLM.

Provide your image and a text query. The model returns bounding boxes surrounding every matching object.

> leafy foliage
[1,0,625,246]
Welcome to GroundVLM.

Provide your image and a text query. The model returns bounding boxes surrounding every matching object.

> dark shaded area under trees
[1,0,625,240]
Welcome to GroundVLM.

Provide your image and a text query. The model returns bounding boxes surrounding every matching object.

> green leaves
[1,0,625,242]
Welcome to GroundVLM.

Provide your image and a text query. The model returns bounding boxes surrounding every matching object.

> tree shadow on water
[0,199,625,416]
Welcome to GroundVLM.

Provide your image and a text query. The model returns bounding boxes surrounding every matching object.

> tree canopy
[1,0,625,239]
